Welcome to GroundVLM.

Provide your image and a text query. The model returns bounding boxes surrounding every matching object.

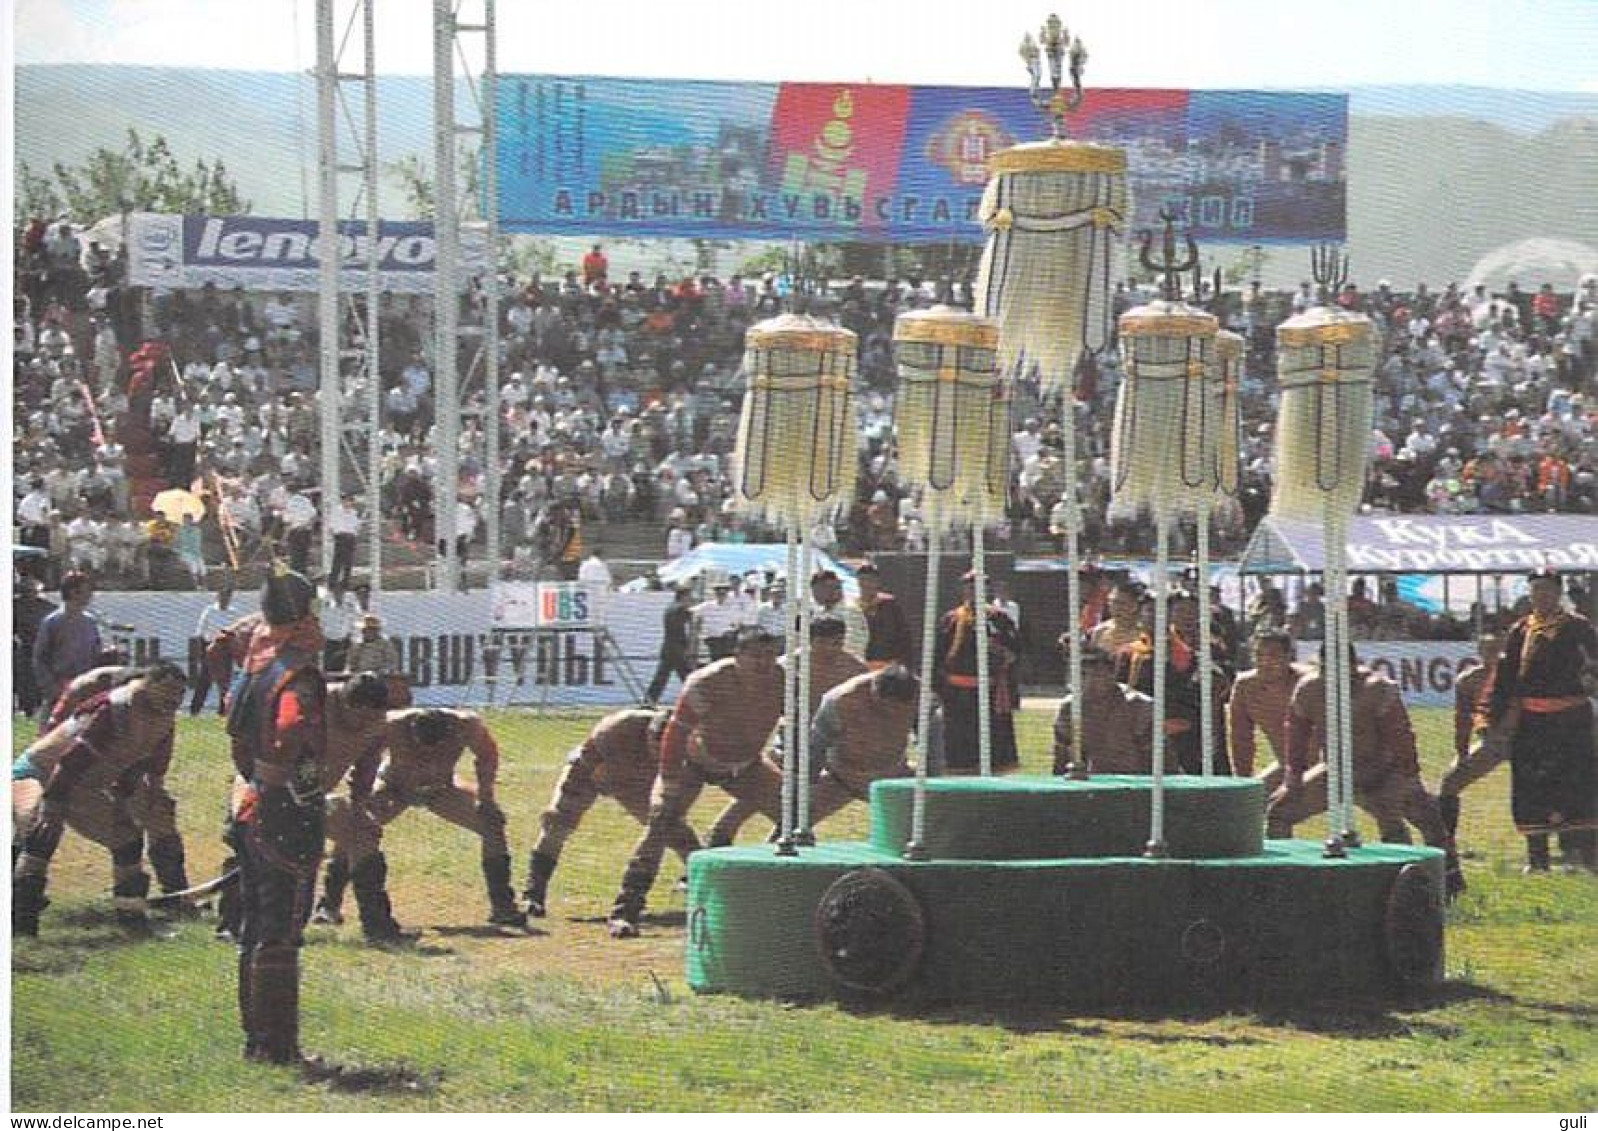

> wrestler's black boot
[351,853,413,943]
[112,871,152,933]
[1523,834,1552,874]
[607,862,655,939]
[148,834,197,917]
[522,851,557,919]
[12,873,49,938]
[311,854,350,926]
[483,854,527,927]
[1557,829,1597,874]
[238,950,263,1060]
[249,944,303,1066]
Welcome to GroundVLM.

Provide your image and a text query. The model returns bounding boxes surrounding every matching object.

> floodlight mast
[432,0,461,591]
[315,0,383,591]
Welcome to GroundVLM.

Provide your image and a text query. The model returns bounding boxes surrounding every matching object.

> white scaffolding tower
[432,0,501,591]
[315,0,384,592]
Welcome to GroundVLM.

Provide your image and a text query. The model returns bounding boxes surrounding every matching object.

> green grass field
[10,706,1598,1112]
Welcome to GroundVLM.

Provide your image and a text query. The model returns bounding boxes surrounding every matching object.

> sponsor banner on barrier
[497,77,1346,244]
[94,592,1476,710]
[126,213,489,294]
[490,581,605,630]
[96,589,673,709]
[1355,642,1477,707]
[1244,514,1598,575]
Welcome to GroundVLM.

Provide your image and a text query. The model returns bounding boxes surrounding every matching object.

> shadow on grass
[323,936,459,958]
[566,911,688,929]
[771,976,1522,1041]
[430,923,546,940]
[291,1057,443,1096]
[13,906,187,973]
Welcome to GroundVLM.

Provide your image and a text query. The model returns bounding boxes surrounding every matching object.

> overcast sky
[12,0,1598,92]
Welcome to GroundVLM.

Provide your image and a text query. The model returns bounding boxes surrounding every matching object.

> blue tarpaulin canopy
[631,542,858,597]
[1240,514,1598,575]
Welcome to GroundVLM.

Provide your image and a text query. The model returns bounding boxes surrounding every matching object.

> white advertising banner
[126,212,490,295]
[1353,642,1478,707]
[95,589,674,709]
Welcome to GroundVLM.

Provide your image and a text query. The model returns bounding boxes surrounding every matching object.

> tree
[385,147,483,222]
[14,129,250,225]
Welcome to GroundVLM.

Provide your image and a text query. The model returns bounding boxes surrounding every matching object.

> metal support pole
[481,0,501,580]
[1323,506,1347,858]
[796,537,815,845]
[905,497,939,861]
[432,0,460,591]
[1197,499,1214,776]
[363,0,382,596]
[973,522,992,777]
[316,0,340,580]
[1146,511,1170,858]
[1336,518,1360,848]
[1063,366,1086,777]
[776,526,799,856]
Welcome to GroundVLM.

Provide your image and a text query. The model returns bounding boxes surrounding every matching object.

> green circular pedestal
[871,774,1264,859]
[685,774,1445,1008]
[686,840,1445,1006]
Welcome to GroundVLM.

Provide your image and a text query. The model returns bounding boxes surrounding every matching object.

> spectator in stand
[581,244,609,288]
[327,494,360,590]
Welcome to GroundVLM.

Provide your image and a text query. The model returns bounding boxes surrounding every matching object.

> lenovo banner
[126,213,490,294]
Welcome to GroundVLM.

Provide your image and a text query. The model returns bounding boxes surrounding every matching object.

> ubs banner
[96,590,674,709]
[497,77,1347,245]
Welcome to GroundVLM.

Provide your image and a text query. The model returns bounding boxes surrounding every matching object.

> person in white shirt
[18,478,52,555]
[281,490,318,574]
[1012,418,1044,469]
[665,511,694,560]
[1403,420,1438,460]
[264,292,300,341]
[991,578,1022,635]
[692,579,751,662]
[318,580,362,671]
[65,511,106,572]
[500,373,530,410]
[328,494,361,590]
[190,579,238,715]
[810,569,869,659]
[577,551,614,621]
[166,404,202,487]
[402,352,432,399]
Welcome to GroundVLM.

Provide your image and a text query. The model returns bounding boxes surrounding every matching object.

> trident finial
[1139,208,1199,303]
[1021,13,1088,140]
[1310,244,1349,305]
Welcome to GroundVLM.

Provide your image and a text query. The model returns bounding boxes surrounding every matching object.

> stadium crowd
[12,221,1598,603]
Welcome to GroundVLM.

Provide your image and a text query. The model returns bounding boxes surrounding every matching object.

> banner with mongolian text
[496,77,1347,244]
[96,590,673,710]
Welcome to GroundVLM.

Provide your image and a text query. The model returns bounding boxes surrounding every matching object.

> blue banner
[496,76,1347,244]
